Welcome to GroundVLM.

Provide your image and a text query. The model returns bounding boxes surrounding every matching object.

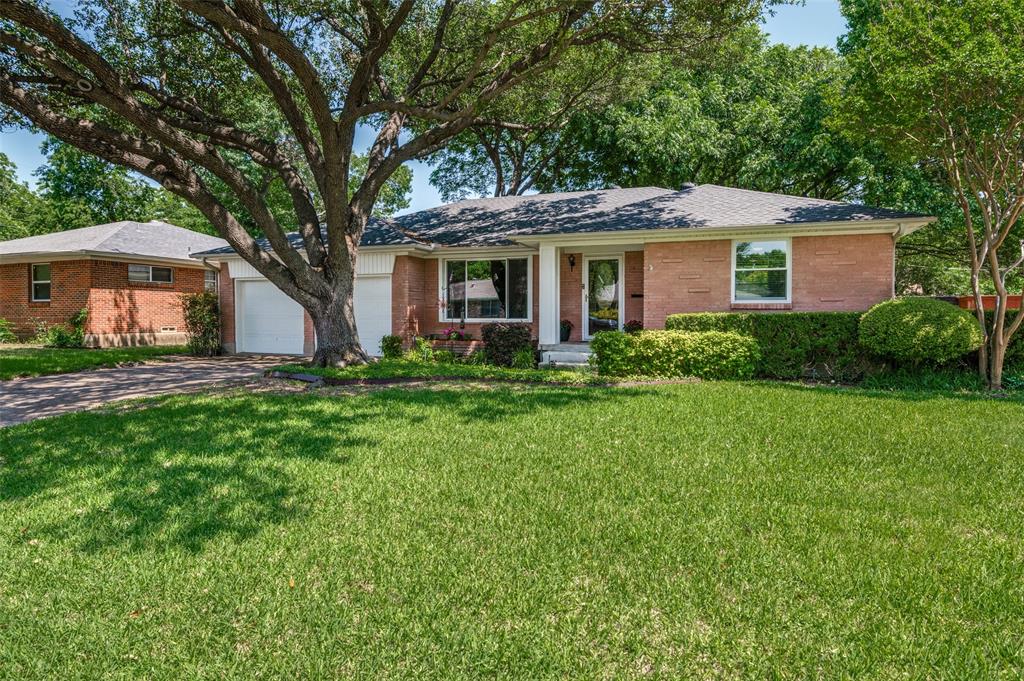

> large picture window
[31,263,51,302]
[733,240,790,302]
[444,257,529,321]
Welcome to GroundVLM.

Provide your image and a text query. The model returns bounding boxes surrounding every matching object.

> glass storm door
[584,257,622,339]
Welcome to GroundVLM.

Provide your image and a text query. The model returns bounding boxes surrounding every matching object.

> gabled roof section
[192,184,934,258]
[0,220,227,263]
[388,184,931,247]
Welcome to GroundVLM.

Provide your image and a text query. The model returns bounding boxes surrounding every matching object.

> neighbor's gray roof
[0,220,228,263]
[388,184,930,247]
[193,184,931,257]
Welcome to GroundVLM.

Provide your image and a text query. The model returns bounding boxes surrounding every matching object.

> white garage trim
[354,274,392,356]
[235,278,305,355]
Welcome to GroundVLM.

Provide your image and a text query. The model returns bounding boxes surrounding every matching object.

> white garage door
[354,275,391,357]
[237,279,305,354]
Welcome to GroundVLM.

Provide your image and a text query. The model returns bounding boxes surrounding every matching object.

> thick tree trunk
[308,275,369,367]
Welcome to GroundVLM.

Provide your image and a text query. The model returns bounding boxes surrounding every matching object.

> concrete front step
[540,347,592,367]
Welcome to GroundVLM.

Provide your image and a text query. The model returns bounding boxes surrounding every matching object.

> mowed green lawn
[1,382,1022,678]
[0,345,187,380]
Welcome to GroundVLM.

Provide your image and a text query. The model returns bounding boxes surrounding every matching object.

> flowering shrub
[441,327,473,341]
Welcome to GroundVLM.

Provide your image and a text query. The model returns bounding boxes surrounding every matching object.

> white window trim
[582,254,625,340]
[30,263,51,302]
[204,269,219,292]
[437,256,533,323]
[731,237,792,304]
[128,263,174,284]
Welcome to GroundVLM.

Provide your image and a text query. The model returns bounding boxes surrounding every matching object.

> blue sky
[0,0,846,215]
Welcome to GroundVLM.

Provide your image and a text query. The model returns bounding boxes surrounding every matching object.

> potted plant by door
[560,319,573,342]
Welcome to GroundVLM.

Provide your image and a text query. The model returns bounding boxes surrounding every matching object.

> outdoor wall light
[567,254,576,271]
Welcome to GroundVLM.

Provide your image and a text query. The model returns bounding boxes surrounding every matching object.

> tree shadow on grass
[1,392,373,553]
[0,384,630,554]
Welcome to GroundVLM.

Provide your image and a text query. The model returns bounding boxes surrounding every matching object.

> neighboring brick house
[193,184,935,357]
[0,220,226,346]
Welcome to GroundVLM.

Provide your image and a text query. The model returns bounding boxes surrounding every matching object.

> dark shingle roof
[0,220,227,262]
[389,184,930,247]
[192,218,420,257]
[193,184,931,257]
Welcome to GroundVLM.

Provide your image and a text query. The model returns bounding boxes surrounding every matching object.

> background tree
[0,0,764,365]
[33,137,159,230]
[0,150,40,240]
[838,0,1024,389]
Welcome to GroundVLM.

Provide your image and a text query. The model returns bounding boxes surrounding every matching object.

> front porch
[537,244,644,347]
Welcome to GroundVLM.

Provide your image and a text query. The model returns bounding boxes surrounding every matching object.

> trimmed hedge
[665,311,867,380]
[590,330,760,380]
[860,297,983,365]
[481,322,534,367]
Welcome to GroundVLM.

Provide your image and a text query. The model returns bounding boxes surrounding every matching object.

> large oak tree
[0,0,764,365]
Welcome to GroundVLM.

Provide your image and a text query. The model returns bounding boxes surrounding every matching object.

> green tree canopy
[836,0,1024,388]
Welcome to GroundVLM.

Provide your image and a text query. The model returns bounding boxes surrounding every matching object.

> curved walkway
[0,355,283,427]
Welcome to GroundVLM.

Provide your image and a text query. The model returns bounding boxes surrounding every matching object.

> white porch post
[538,244,560,346]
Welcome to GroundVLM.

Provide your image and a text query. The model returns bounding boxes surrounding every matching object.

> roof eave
[0,249,212,267]
[510,217,937,247]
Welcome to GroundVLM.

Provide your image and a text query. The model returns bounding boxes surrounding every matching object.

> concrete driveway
[0,355,285,427]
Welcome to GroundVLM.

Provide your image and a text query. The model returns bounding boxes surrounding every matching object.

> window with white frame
[204,269,218,292]
[128,264,174,283]
[733,240,790,302]
[443,257,529,321]
[31,263,51,302]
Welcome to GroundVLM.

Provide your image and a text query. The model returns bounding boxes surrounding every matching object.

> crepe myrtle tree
[0,0,765,366]
[839,0,1024,389]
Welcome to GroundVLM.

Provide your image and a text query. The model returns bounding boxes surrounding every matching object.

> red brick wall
[624,251,645,326]
[790,234,894,311]
[391,255,427,342]
[559,252,583,342]
[643,234,895,329]
[0,260,92,337]
[87,260,205,335]
[218,263,236,351]
[0,259,209,342]
[303,310,315,355]
[411,254,540,341]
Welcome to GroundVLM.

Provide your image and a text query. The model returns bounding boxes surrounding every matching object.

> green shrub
[0,318,17,343]
[464,349,488,365]
[380,335,403,359]
[859,297,983,366]
[590,330,759,380]
[432,349,457,364]
[511,347,536,369]
[36,308,88,348]
[180,291,221,356]
[665,311,867,380]
[481,322,534,367]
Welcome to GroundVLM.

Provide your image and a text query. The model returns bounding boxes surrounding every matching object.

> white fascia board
[423,244,537,258]
[0,250,211,268]
[191,243,433,264]
[511,218,936,248]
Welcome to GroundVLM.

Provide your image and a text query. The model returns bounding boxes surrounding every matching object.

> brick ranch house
[0,220,227,346]
[193,184,935,357]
